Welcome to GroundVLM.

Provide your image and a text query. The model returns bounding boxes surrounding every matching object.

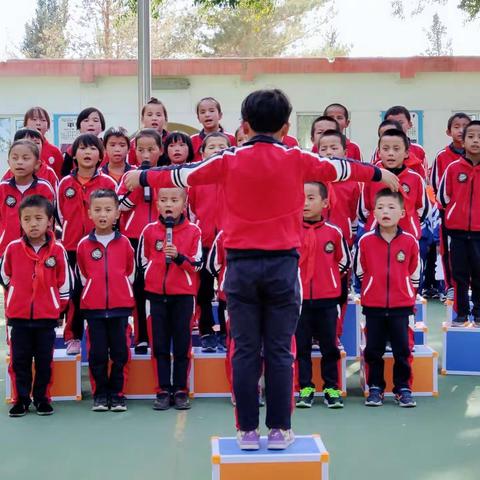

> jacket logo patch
[45,256,57,268]
[457,173,468,183]
[65,187,76,198]
[324,241,335,253]
[91,248,103,260]
[48,156,55,165]
[401,183,410,194]
[155,240,164,251]
[5,195,16,207]
[396,250,406,263]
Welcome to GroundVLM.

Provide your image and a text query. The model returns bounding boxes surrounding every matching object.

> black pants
[9,326,56,405]
[65,251,84,341]
[147,295,194,393]
[198,247,215,336]
[130,238,148,345]
[86,316,131,398]
[440,214,452,289]
[295,303,340,390]
[218,299,227,335]
[225,253,301,431]
[450,235,480,317]
[364,314,412,393]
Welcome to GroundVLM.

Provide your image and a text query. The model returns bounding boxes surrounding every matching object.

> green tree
[423,13,453,55]
[391,0,480,19]
[21,0,69,58]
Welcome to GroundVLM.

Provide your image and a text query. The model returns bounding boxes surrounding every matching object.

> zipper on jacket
[30,260,36,320]
[104,246,109,315]
[468,175,474,231]
[386,243,391,310]
[163,263,170,297]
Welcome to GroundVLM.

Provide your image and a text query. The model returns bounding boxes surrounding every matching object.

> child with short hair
[324,103,362,160]
[355,189,419,407]
[117,129,163,354]
[310,115,340,152]
[0,140,55,257]
[138,187,202,410]
[77,190,134,412]
[101,127,135,185]
[370,119,403,163]
[190,97,236,161]
[1,195,71,416]
[57,133,116,353]
[164,131,195,165]
[296,181,350,409]
[439,120,480,326]
[125,89,398,450]
[24,107,64,177]
[235,125,248,147]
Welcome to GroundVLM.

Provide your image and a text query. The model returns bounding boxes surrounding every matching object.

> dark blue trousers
[225,253,301,431]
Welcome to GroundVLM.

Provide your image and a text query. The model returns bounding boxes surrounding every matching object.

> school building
[0,56,479,169]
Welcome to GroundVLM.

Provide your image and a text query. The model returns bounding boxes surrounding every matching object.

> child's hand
[163,244,178,259]
[124,170,142,191]
[380,169,400,192]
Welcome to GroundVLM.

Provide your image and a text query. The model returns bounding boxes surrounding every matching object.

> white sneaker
[66,339,81,355]
[267,428,295,450]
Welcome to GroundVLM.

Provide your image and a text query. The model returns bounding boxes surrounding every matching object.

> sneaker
[337,339,344,350]
[134,341,148,355]
[323,388,344,409]
[153,392,170,410]
[296,386,315,408]
[200,334,217,353]
[173,391,191,410]
[395,388,417,408]
[446,287,455,301]
[66,339,81,355]
[35,402,54,416]
[311,338,320,351]
[267,428,295,450]
[92,396,109,412]
[385,341,392,353]
[365,387,384,407]
[216,333,227,351]
[9,402,28,417]
[451,315,468,327]
[236,429,260,450]
[110,395,127,412]
[258,388,265,407]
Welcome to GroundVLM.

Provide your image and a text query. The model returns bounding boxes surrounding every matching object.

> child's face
[463,124,480,158]
[202,137,229,159]
[303,183,328,221]
[325,106,349,131]
[24,135,43,155]
[8,145,39,180]
[75,142,100,170]
[235,127,248,146]
[79,111,103,136]
[25,115,48,136]
[142,104,166,131]
[311,120,338,145]
[197,100,222,131]
[379,136,408,169]
[105,136,129,165]
[136,136,162,165]
[374,196,405,229]
[88,197,119,233]
[448,117,470,145]
[20,206,51,243]
[318,135,346,159]
[168,139,189,165]
[157,188,186,220]
[385,113,412,135]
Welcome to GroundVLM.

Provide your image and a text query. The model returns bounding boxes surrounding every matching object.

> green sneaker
[296,386,315,408]
[323,388,344,409]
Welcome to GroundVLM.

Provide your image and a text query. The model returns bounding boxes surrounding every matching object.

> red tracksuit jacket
[0,235,71,320]
[57,170,116,251]
[438,156,480,232]
[300,219,350,301]
[359,166,429,239]
[138,216,202,296]
[3,163,58,190]
[354,227,420,310]
[0,176,55,257]
[282,135,299,147]
[430,144,464,194]
[140,136,383,251]
[42,138,64,178]
[77,230,135,315]
[190,130,236,162]
[207,230,226,301]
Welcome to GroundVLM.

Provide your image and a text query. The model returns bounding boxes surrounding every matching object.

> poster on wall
[53,114,78,152]
[380,110,424,145]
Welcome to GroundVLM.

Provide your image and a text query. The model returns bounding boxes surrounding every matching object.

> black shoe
[134,342,148,354]
[110,395,127,412]
[216,333,227,351]
[173,391,191,410]
[9,402,28,417]
[92,396,109,412]
[365,387,384,407]
[153,392,170,410]
[35,402,54,416]
[451,315,468,327]
[200,334,217,353]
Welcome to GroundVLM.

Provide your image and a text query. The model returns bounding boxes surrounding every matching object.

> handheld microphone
[165,216,175,264]
[140,161,151,202]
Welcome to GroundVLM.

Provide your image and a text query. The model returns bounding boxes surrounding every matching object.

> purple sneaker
[267,429,295,450]
[236,429,260,450]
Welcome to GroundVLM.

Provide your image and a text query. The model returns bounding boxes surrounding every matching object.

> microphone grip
[144,186,151,202]
[165,227,173,264]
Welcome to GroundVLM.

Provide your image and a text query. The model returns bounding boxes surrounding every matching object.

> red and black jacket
[0,176,55,257]
[431,144,464,194]
[0,234,71,324]
[438,156,480,235]
[77,230,135,318]
[300,219,350,304]
[42,138,64,178]
[207,230,226,302]
[354,227,420,314]
[57,170,116,252]
[190,129,237,162]
[138,215,202,297]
